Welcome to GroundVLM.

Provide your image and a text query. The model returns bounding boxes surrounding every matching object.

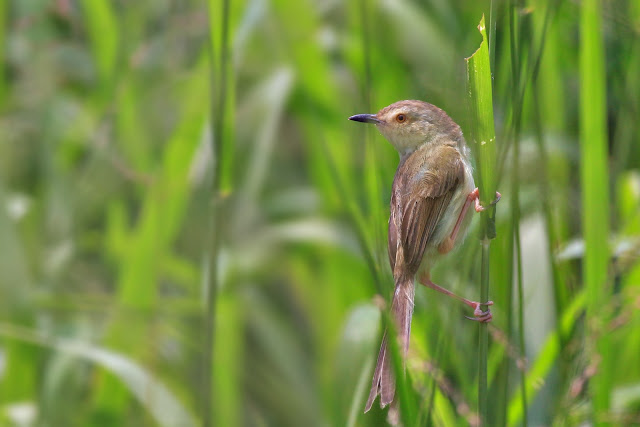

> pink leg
[449,189,477,245]
[430,189,500,320]
[419,273,493,322]
[449,188,502,244]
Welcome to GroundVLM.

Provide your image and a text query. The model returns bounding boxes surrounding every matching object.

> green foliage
[1,1,639,426]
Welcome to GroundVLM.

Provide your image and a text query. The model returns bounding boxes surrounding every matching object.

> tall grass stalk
[205,0,231,425]
[507,2,528,424]
[466,15,498,426]
[579,0,611,423]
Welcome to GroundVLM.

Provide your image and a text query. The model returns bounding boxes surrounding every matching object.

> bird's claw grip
[464,301,493,323]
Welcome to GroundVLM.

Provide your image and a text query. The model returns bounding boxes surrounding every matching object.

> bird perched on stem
[349,100,500,412]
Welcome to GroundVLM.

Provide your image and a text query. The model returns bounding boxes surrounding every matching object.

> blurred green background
[1,0,640,426]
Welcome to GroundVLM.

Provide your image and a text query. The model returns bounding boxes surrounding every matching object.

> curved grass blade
[0,323,197,427]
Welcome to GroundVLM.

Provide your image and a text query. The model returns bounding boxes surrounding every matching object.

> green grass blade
[506,3,528,425]
[579,0,611,422]
[467,16,498,213]
[205,0,233,425]
[0,0,6,102]
[0,322,197,427]
[79,0,118,86]
[466,14,498,426]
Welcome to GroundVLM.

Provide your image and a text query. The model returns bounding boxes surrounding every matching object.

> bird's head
[349,100,462,156]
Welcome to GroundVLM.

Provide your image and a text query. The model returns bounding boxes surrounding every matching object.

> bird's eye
[396,114,406,123]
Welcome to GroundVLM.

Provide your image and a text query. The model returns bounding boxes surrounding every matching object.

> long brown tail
[364,277,415,412]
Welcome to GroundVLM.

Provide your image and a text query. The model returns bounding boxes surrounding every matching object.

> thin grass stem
[204,0,231,425]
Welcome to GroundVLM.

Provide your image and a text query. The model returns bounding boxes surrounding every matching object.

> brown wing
[388,144,465,276]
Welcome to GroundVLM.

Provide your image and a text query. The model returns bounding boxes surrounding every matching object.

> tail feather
[364,278,415,412]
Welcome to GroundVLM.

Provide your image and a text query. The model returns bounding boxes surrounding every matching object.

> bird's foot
[418,275,495,323]
[471,188,502,213]
[464,301,493,323]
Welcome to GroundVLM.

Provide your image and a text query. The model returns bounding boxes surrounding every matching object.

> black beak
[348,114,381,124]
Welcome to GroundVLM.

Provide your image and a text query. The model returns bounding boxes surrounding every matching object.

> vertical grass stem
[466,15,498,426]
[205,0,231,425]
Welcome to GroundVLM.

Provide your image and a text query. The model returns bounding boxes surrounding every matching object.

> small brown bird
[349,100,498,412]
